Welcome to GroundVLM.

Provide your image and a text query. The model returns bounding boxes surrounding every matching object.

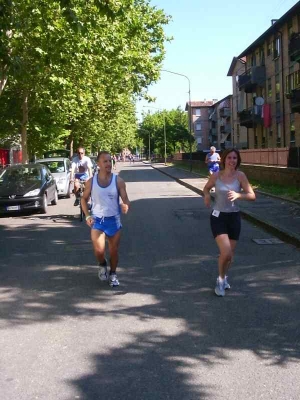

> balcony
[238,66,266,93]
[286,88,300,113]
[238,107,263,128]
[219,107,231,118]
[220,124,231,134]
[289,32,300,63]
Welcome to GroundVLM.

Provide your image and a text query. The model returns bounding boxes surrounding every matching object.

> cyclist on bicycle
[71,147,93,206]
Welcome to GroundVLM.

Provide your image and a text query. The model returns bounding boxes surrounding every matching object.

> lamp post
[161,69,193,171]
[143,106,167,165]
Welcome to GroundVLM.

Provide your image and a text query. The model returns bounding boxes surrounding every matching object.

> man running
[81,151,130,287]
[71,147,93,206]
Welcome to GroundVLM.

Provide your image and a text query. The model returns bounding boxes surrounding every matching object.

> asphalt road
[1,162,300,400]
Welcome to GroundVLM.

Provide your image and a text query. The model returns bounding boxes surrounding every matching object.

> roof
[237,2,300,58]
[185,101,214,110]
[211,94,232,107]
[227,57,246,76]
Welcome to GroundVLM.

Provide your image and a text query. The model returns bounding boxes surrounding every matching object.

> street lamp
[143,106,167,165]
[161,69,193,171]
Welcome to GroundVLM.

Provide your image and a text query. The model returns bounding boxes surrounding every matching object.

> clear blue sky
[136,0,298,118]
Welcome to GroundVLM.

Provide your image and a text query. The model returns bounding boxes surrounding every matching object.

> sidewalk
[150,163,300,248]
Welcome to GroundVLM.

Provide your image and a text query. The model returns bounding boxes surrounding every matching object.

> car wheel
[41,194,48,214]
[52,189,58,205]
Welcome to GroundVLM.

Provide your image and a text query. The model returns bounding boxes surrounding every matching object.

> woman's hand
[204,193,211,208]
[227,190,239,202]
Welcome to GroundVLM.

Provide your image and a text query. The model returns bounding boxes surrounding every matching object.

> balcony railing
[238,107,263,128]
[238,66,266,93]
[289,32,300,63]
[286,88,300,113]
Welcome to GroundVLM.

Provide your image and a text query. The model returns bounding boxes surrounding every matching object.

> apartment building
[185,100,214,151]
[230,2,300,149]
[227,58,248,149]
[208,95,233,149]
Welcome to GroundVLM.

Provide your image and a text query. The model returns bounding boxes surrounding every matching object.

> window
[288,19,293,38]
[268,78,272,98]
[197,137,202,144]
[275,74,280,101]
[251,53,256,67]
[236,124,240,144]
[267,40,273,56]
[290,113,296,146]
[195,108,201,116]
[273,36,281,59]
[195,123,201,131]
[259,47,265,66]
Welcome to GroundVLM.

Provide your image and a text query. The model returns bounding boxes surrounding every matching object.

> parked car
[0,163,58,214]
[36,157,71,198]
[43,149,70,159]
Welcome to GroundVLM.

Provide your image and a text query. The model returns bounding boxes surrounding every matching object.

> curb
[152,164,300,248]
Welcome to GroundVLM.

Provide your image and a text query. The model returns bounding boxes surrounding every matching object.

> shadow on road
[0,164,300,399]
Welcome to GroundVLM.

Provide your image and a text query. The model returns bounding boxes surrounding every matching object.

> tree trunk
[0,66,8,96]
[21,91,29,163]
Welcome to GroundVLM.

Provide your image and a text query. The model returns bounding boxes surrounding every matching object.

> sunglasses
[78,152,84,154]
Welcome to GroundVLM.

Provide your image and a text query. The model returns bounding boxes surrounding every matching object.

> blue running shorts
[208,163,220,174]
[92,215,122,237]
[75,172,89,181]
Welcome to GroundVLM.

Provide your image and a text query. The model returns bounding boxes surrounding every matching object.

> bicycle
[78,180,85,222]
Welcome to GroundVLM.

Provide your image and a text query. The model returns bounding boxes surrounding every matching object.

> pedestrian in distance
[81,151,130,287]
[205,146,221,175]
[203,148,256,297]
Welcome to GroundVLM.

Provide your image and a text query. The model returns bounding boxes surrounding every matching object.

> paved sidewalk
[151,163,300,248]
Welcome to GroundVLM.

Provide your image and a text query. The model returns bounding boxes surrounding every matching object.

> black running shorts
[210,211,241,240]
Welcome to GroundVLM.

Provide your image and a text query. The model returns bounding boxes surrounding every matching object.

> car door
[44,167,56,201]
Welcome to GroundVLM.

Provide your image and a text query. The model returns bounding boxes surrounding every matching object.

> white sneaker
[215,278,225,297]
[109,273,119,287]
[98,260,108,281]
[224,276,231,290]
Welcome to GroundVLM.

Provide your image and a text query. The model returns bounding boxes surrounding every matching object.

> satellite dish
[255,97,265,105]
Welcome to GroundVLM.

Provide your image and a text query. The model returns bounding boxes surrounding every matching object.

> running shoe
[215,277,225,297]
[109,273,119,287]
[74,198,80,206]
[98,260,108,281]
[224,275,231,290]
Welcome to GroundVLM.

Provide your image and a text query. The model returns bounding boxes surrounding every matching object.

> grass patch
[170,161,300,202]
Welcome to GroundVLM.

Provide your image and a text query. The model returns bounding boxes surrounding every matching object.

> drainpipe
[276,29,286,147]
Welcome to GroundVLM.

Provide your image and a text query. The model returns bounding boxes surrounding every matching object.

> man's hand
[120,203,129,214]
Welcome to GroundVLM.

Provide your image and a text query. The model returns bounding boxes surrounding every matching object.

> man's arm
[117,177,130,214]
[81,178,93,225]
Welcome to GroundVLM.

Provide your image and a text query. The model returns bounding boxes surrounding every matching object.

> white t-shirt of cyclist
[72,155,92,173]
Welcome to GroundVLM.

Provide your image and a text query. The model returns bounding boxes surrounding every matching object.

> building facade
[208,95,233,149]
[185,100,214,151]
[231,2,300,149]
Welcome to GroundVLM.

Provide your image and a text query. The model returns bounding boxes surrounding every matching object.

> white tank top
[91,173,120,218]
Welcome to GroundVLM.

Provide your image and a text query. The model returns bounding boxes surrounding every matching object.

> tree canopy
[138,107,195,158]
[0,0,171,161]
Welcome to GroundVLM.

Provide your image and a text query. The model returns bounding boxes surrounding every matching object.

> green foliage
[138,107,194,156]
[0,0,171,158]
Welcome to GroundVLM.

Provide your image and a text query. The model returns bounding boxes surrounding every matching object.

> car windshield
[0,166,42,183]
[39,161,65,173]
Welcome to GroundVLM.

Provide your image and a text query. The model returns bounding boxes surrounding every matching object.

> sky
[136,0,299,119]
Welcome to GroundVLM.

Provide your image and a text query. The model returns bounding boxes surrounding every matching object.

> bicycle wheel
[79,198,84,222]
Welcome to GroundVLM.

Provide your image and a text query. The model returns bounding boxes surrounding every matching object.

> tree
[0,0,171,161]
